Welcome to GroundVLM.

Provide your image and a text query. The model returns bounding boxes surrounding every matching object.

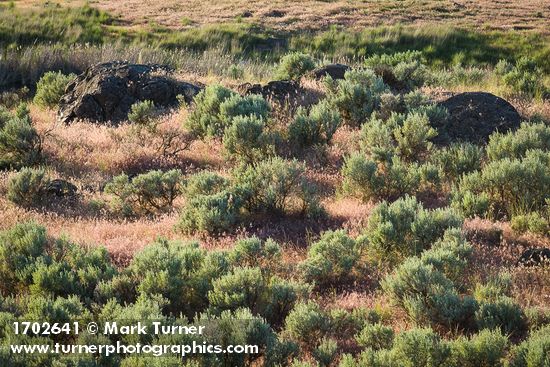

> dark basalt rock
[436,92,521,144]
[517,248,550,267]
[58,61,202,124]
[46,179,78,197]
[311,64,351,80]
[239,80,304,103]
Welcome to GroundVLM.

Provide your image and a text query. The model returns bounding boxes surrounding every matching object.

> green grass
[0,3,113,47]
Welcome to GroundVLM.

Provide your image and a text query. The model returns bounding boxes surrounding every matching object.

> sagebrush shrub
[128,100,158,132]
[365,51,428,89]
[234,157,323,217]
[382,257,476,328]
[454,150,550,219]
[473,273,512,304]
[196,308,295,367]
[499,57,548,98]
[0,222,115,303]
[299,230,362,286]
[475,296,526,335]
[487,122,550,161]
[446,329,508,367]
[355,323,395,350]
[105,169,182,216]
[511,212,549,236]
[419,228,472,283]
[275,52,316,80]
[284,301,329,344]
[229,237,281,269]
[129,239,209,316]
[185,85,237,137]
[390,327,450,367]
[393,112,437,161]
[7,167,49,207]
[288,100,341,149]
[341,153,426,202]
[219,93,270,127]
[431,143,483,181]
[0,222,48,295]
[0,106,41,170]
[182,171,229,197]
[328,307,380,337]
[508,325,550,367]
[360,196,463,261]
[223,115,275,163]
[313,337,338,367]
[208,266,267,313]
[178,188,244,234]
[33,71,75,108]
[325,69,388,126]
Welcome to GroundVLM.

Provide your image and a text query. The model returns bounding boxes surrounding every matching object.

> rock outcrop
[58,62,201,124]
[436,92,521,144]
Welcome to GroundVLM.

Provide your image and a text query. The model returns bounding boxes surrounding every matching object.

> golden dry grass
[12,0,550,33]
[91,0,550,33]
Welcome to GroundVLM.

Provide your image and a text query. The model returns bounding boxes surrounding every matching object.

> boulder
[516,248,550,267]
[58,61,202,124]
[46,179,78,197]
[239,80,304,103]
[436,92,521,144]
[311,64,351,80]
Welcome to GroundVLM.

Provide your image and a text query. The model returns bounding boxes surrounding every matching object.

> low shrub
[129,239,209,317]
[185,85,237,137]
[229,237,281,270]
[325,69,388,126]
[0,222,115,302]
[299,230,363,286]
[390,327,450,367]
[475,296,526,336]
[223,115,276,163]
[382,256,476,328]
[0,105,41,170]
[313,337,338,367]
[218,93,271,128]
[430,143,483,181]
[511,212,549,236]
[104,169,182,216]
[288,100,341,149]
[275,52,316,80]
[360,196,463,262]
[0,222,48,295]
[33,71,75,108]
[498,57,548,98]
[178,188,244,234]
[341,153,431,202]
[487,122,550,161]
[128,100,159,132]
[446,329,508,367]
[284,301,329,345]
[181,171,229,197]
[7,167,49,207]
[208,266,267,314]
[364,51,428,89]
[419,228,473,283]
[508,325,550,367]
[453,150,550,219]
[234,157,323,217]
[355,323,395,350]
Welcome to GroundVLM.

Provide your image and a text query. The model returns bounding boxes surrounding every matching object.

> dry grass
[12,0,550,33]
[86,0,550,34]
